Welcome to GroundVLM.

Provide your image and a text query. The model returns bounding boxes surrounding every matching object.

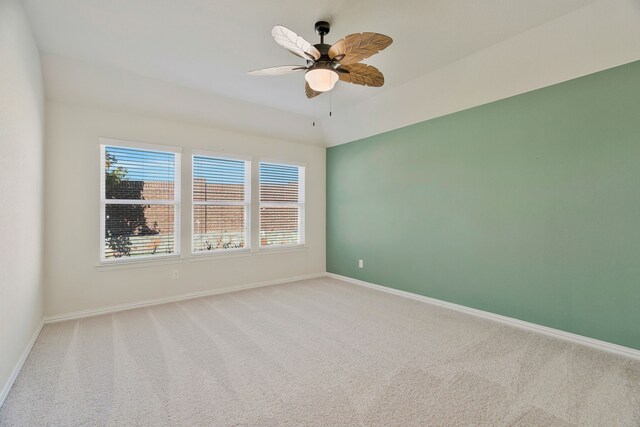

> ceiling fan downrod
[314,21,330,45]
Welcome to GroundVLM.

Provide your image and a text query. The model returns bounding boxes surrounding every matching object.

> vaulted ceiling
[22,0,640,145]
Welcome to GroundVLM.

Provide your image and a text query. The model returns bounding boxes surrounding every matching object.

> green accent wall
[327,60,640,350]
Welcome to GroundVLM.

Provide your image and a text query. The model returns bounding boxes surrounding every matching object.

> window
[259,162,305,248]
[100,141,180,262]
[192,154,251,253]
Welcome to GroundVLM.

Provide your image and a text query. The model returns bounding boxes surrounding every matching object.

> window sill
[256,245,307,255]
[96,256,183,271]
[95,245,307,270]
[189,249,252,262]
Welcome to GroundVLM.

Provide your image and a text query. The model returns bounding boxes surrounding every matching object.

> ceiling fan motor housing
[312,43,332,60]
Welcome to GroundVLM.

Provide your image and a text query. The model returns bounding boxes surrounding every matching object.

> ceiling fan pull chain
[329,90,332,117]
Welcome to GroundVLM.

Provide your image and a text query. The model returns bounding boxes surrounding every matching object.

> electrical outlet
[172,270,179,280]
[358,259,364,268]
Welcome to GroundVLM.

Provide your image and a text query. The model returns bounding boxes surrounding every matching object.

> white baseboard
[0,320,44,408]
[44,273,325,324]
[326,273,640,361]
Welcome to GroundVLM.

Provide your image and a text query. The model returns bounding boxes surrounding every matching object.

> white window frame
[258,160,306,250]
[191,150,252,256]
[99,138,182,264]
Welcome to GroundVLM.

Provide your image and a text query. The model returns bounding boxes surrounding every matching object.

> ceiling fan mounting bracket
[314,21,330,37]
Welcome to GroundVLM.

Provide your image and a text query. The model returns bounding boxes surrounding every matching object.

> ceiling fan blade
[305,82,323,99]
[272,25,321,61]
[328,32,392,65]
[248,65,307,76]
[337,63,384,87]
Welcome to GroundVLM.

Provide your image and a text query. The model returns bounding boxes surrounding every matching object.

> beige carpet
[1,277,639,426]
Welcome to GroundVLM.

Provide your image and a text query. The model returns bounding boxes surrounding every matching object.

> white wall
[41,54,325,146]
[0,0,45,403]
[44,101,325,317]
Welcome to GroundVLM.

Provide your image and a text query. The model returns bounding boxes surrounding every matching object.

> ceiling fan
[248,21,392,98]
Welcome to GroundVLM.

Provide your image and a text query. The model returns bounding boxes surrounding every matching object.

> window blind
[101,144,179,261]
[259,162,305,247]
[192,155,250,253]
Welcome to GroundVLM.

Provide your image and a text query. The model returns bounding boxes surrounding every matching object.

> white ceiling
[23,0,598,114]
[22,0,639,146]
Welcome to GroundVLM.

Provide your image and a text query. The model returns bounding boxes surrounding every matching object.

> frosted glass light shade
[305,68,339,92]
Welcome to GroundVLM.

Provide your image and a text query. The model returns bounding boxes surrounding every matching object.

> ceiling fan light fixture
[305,67,339,92]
